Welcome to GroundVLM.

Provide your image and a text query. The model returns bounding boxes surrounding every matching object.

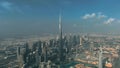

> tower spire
[59,11,62,35]
[59,11,63,63]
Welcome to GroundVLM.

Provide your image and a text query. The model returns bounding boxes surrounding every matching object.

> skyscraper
[17,46,20,62]
[59,12,63,63]
[80,37,82,46]
[98,45,103,68]
[17,46,23,68]
[35,47,39,66]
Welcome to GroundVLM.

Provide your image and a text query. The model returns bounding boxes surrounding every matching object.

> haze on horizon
[0,0,120,38]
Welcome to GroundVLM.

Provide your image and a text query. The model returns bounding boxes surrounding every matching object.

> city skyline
[0,0,120,38]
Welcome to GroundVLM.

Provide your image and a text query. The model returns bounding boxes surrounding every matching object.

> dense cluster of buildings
[0,13,120,68]
[0,34,120,68]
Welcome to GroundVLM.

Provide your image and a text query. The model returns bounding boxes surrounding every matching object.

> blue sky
[0,0,120,38]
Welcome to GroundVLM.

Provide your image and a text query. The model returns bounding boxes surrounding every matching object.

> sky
[0,0,120,38]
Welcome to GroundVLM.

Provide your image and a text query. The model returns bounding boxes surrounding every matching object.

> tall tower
[59,12,62,40]
[35,47,39,66]
[59,12,63,63]
[17,46,23,68]
[17,46,20,62]
[44,43,48,62]
[80,37,82,46]
[98,45,103,68]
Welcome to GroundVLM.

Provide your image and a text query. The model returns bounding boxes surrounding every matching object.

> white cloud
[0,1,12,11]
[82,12,120,25]
[91,13,96,17]
[82,13,96,19]
[104,18,115,25]
[82,14,90,19]
[98,13,107,19]
[0,1,23,14]
[82,12,107,20]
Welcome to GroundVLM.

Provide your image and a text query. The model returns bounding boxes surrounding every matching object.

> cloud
[82,12,107,20]
[0,1,23,14]
[104,18,115,24]
[98,12,107,19]
[81,12,120,26]
[82,13,96,19]
[103,18,120,25]
[0,1,13,11]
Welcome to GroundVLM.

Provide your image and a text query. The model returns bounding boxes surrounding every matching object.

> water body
[61,61,97,68]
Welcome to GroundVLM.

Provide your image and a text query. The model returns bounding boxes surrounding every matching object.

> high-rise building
[80,37,82,46]
[58,12,63,63]
[44,43,48,62]
[17,46,21,67]
[36,47,39,66]
[17,46,24,68]
[17,46,20,62]
[98,46,103,68]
